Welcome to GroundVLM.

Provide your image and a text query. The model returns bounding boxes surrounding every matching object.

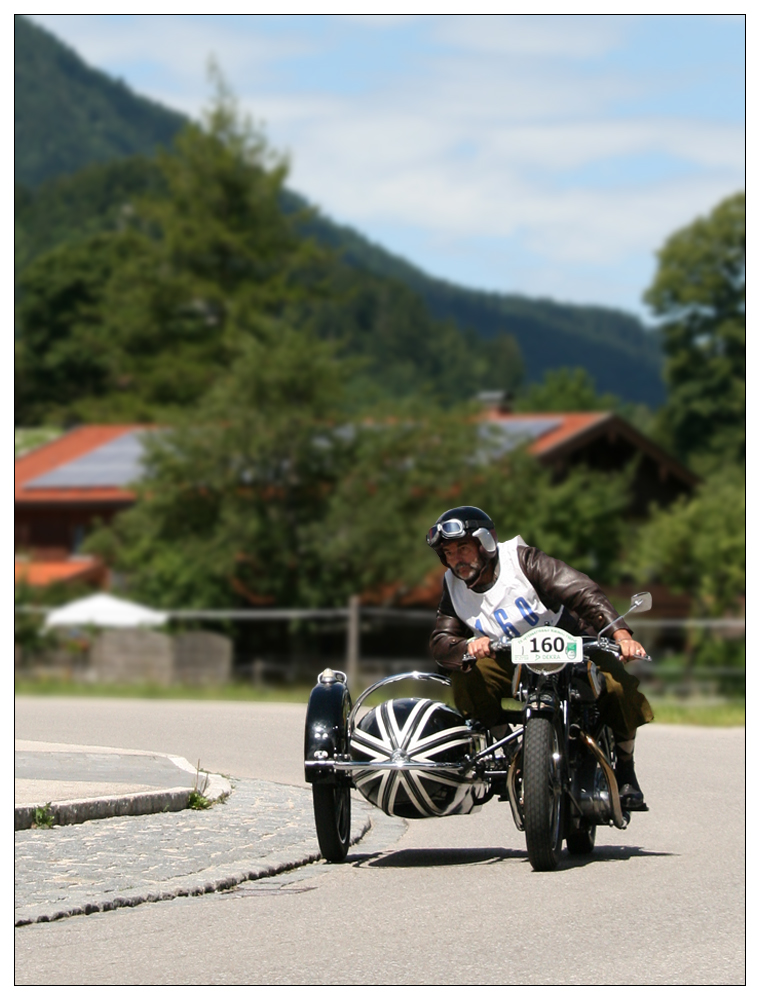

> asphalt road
[15,696,746,986]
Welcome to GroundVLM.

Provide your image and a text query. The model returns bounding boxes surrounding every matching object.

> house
[15,413,698,594]
[14,425,149,589]
[479,401,699,517]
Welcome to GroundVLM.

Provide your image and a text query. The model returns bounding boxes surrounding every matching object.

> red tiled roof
[478,408,609,456]
[481,408,699,487]
[14,557,104,588]
[523,412,610,455]
[15,425,146,504]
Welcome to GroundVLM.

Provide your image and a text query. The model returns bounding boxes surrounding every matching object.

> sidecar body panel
[350,698,488,818]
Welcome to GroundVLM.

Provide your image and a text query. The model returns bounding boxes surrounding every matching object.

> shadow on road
[351,847,523,868]
[563,844,677,867]
[349,843,676,870]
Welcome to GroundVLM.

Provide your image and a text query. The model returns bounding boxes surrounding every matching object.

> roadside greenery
[645,191,745,473]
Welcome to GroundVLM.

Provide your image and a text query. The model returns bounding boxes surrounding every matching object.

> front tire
[523,715,564,871]
[312,783,351,862]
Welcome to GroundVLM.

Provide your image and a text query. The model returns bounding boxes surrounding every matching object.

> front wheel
[312,783,351,862]
[523,715,564,871]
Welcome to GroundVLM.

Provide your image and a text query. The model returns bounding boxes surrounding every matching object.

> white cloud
[433,14,628,59]
[28,14,312,85]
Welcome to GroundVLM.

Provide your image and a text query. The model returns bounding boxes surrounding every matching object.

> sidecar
[304,669,514,861]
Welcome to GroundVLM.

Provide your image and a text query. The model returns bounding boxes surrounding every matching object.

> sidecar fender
[304,678,351,784]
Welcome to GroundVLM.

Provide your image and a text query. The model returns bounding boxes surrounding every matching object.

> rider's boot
[614,738,648,811]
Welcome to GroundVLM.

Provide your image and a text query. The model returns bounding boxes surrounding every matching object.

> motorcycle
[304,592,652,871]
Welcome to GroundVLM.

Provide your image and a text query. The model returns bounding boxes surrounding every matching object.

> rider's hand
[613,629,647,662]
[463,636,492,670]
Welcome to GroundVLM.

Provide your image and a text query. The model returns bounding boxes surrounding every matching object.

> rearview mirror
[598,591,653,637]
[628,592,652,615]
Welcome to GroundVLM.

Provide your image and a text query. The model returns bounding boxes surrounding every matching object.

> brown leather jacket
[430,544,628,671]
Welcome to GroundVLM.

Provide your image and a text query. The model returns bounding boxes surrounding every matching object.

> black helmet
[426,506,498,569]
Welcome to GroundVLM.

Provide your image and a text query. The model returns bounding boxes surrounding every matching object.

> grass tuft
[32,803,55,828]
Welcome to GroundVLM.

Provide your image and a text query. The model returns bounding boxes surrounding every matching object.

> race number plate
[510,626,584,664]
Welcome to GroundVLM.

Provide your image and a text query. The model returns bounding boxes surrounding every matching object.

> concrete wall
[90,629,173,685]
[173,630,231,685]
[17,628,232,686]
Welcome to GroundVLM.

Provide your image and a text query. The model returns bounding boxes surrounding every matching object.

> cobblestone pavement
[15,779,377,926]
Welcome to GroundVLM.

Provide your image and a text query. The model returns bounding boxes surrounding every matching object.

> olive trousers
[450,655,654,739]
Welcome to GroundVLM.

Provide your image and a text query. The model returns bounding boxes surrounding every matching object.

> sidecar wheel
[523,715,564,871]
[313,783,351,863]
[566,821,596,856]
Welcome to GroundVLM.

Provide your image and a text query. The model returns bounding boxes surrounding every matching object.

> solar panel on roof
[479,417,562,457]
[25,431,154,489]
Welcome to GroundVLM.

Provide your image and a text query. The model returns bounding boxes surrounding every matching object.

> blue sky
[27,12,745,318]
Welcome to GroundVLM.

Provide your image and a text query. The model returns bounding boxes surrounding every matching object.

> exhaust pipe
[580,731,628,829]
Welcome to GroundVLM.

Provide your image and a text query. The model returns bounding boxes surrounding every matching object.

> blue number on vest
[515,596,540,627]
[474,618,485,635]
[494,608,520,638]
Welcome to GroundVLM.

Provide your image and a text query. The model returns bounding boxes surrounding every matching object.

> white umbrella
[44,594,168,629]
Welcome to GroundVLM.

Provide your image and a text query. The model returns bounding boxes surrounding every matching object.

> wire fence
[16,602,745,698]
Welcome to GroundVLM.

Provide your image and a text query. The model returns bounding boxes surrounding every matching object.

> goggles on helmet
[426,517,491,548]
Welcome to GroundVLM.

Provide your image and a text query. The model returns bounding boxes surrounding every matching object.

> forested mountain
[15,14,665,406]
[291,193,664,404]
[15,15,185,186]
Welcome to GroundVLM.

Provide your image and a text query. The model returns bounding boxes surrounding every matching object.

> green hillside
[15,15,185,186]
[293,193,664,404]
[15,15,665,406]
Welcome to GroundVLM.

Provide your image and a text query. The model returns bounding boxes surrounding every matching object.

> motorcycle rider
[427,505,652,810]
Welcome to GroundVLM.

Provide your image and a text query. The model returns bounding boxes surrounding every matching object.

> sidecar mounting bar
[463,726,524,766]
[305,758,471,774]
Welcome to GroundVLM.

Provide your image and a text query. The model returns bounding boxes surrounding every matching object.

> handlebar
[462,633,652,665]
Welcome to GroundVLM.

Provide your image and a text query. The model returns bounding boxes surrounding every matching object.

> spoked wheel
[312,783,351,863]
[523,715,564,871]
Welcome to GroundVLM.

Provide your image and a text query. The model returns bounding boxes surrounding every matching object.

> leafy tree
[474,450,632,583]
[15,72,328,425]
[85,334,483,609]
[625,469,745,617]
[14,157,163,283]
[15,233,137,424]
[513,367,620,413]
[644,192,745,470]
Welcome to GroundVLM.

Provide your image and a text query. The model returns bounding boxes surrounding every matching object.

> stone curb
[14,766,232,831]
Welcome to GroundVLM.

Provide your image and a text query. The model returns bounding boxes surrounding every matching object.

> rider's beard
[454,558,482,582]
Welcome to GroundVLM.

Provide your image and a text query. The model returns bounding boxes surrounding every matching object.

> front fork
[506,683,566,833]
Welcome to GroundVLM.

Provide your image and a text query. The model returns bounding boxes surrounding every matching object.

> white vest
[446,536,563,640]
